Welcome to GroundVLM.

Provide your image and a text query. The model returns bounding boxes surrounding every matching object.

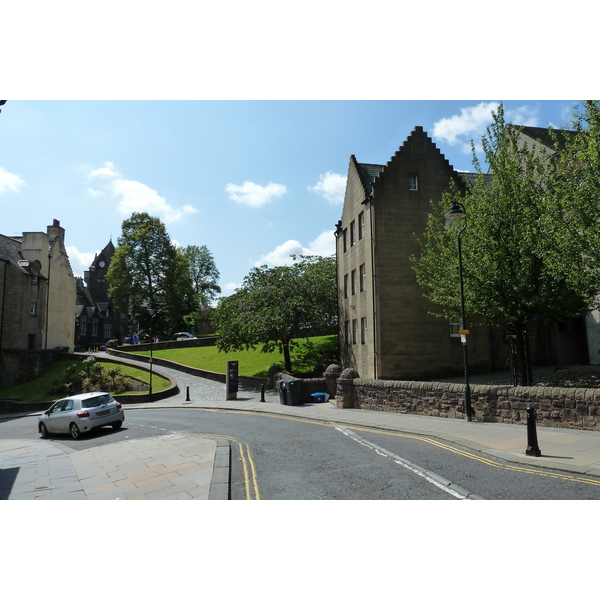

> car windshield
[82,395,112,408]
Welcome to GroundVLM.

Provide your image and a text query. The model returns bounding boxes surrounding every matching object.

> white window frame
[409,174,418,191]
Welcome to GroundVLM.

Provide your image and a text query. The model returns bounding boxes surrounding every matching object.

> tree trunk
[282,340,292,373]
[515,324,533,386]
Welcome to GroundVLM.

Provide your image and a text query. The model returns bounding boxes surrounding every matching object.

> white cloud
[254,230,335,267]
[432,102,542,154]
[0,167,26,194]
[225,181,287,208]
[86,188,104,197]
[88,161,120,179]
[308,171,347,205]
[223,281,241,292]
[432,102,500,151]
[66,245,99,278]
[86,161,197,223]
[505,105,540,127]
[306,230,335,256]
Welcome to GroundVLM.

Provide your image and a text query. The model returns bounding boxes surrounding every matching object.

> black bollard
[260,384,265,402]
[186,386,190,402]
[525,406,542,457]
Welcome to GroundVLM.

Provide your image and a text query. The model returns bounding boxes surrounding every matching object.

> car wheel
[112,421,122,430]
[70,423,80,440]
[39,422,48,438]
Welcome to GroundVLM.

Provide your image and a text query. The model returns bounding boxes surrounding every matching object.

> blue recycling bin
[310,392,328,403]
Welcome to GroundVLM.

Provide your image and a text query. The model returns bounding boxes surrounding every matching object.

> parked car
[38,392,125,440]
[173,332,197,340]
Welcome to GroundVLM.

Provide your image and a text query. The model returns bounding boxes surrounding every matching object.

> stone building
[0,219,76,353]
[75,240,129,350]
[336,125,592,381]
[0,219,76,385]
[336,126,498,380]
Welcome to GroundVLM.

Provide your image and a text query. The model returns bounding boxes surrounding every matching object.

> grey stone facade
[336,126,497,380]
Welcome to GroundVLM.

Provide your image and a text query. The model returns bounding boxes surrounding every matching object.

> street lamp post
[148,307,157,401]
[446,199,473,422]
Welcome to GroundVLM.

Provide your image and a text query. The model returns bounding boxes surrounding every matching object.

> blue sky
[0,99,579,297]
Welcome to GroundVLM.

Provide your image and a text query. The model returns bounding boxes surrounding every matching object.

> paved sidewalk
[4,353,600,500]
[0,434,230,500]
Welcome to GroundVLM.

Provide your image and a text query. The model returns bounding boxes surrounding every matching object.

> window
[352,319,358,345]
[351,269,357,295]
[104,324,112,339]
[409,174,418,191]
[343,229,348,252]
[345,320,351,345]
[361,317,368,344]
[358,212,365,240]
[344,274,348,298]
[92,319,99,337]
[359,264,366,292]
[350,220,356,246]
[30,302,37,316]
[449,322,461,337]
[31,269,39,285]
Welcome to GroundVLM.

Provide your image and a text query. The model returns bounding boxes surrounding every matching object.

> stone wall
[0,349,63,387]
[107,348,267,391]
[336,370,600,431]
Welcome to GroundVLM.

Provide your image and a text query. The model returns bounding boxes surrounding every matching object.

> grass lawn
[0,358,170,403]
[133,335,338,377]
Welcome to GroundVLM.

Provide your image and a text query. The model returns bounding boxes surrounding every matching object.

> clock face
[99,261,106,268]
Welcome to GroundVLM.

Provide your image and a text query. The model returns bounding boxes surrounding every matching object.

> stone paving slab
[0,434,222,500]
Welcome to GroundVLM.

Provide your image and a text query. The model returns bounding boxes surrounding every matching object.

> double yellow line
[194,431,260,500]
[346,425,600,487]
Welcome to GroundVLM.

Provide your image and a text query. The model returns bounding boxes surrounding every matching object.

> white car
[38,392,125,440]
[174,332,197,341]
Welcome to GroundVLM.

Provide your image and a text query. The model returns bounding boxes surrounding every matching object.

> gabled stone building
[75,240,129,350]
[336,125,592,381]
[336,126,498,380]
[0,219,76,353]
[0,219,76,385]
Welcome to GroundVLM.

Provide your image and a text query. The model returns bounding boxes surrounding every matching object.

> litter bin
[285,379,303,406]
[275,380,288,405]
[276,379,303,406]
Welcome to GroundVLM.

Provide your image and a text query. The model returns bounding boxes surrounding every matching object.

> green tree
[107,212,198,338]
[182,244,221,306]
[213,255,336,372]
[543,100,600,306]
[412,104,589,385]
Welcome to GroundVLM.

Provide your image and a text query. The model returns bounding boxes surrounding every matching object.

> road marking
[192,432,260,500]
[140,408,600,491]
[343,425,600,487]
[336,426,482,500]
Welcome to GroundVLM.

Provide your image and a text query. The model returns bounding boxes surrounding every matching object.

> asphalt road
[6,407,600,499]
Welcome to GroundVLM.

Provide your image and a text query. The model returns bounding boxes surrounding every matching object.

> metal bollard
[260,384,265,402]
[186,386,190,402]
[525,406,542,457]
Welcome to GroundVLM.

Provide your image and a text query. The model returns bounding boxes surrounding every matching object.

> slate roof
[0,234,22,266]
[356,162,385,196]
[458,173,494,188]
[511,124,574,150]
